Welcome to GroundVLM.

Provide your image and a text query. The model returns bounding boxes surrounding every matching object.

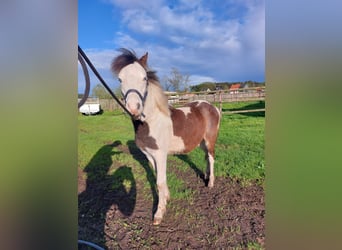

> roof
[230,84,241,90]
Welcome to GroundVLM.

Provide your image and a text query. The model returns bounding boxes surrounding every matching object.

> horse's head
[112,49,149,120]
[119,61,148,119]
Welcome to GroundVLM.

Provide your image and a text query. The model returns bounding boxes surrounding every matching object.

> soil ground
[78,144,265,249]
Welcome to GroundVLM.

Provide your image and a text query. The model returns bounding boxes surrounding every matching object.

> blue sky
[78,0,265,93]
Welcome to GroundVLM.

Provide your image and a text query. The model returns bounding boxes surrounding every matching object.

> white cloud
[78,48,120,94]
[188,75,216,85]
[81,48,117,69]
[113,32,140,48]
[106,0,163,10]
[83,0,264,87]
[122,10,160,34]
[238,0,265,76]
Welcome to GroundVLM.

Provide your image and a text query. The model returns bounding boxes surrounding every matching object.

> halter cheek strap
[123,88,148,105]
[123,79,149,118]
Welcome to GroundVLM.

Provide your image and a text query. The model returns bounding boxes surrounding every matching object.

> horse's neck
[142,83,170,122]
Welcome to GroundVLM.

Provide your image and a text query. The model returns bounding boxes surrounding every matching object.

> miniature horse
[111,49,221,225]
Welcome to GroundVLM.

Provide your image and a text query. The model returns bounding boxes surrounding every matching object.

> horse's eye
[143,77,147,81]
[118,78,122,83]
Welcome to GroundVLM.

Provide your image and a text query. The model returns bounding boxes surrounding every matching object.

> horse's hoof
[153,217,162,225]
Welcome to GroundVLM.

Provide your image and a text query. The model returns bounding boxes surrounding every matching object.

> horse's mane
[111,48,159,81]
[111,48,138,75]
[147,77,170,116]
[111,48,170,117]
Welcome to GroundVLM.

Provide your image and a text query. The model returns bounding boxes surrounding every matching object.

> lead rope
[78,50,90,108]
[78,46,131,249]
[78,240,105,250]
[78,45,132,118]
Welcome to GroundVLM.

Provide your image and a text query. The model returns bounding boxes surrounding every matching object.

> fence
[99,98,124,111]
[167,87,265,105]
[81,87,265,113]
[167,87,265,114]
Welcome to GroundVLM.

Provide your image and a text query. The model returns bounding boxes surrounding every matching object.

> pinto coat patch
[133,120,159,150]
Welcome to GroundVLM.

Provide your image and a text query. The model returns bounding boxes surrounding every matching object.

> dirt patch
[78,167,87,194]
[78,148,265,249]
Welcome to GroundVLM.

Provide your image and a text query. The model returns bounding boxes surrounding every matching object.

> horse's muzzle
[131,113,141,120]
[126,101,141,116]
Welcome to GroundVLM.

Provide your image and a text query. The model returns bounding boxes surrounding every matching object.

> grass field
[78,100,265,249]
[78,100,265,194]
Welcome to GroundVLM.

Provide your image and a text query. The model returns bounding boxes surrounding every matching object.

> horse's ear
[139,52,148,67]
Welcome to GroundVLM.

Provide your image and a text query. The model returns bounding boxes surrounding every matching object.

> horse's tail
[215,104,222,119]
[214,105,222,130]
[218,102,222,116]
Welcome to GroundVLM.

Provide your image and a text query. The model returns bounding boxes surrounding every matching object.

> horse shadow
[176,154,209,186]
[78,140,136,249]
[126,139,209,198]
[126,140,158,216]
[125,141,209,214]
[221,100,265,117]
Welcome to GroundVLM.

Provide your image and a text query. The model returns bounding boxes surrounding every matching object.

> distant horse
[111,49,221,225]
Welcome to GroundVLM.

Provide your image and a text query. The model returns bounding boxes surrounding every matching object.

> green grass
[170,101,265,183]
[216,102,265,182]
[78,101,265,248]
[78,101,265,195]
[78,110,133,167]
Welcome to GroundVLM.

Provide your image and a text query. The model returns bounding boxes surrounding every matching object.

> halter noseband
[122,77,149,118]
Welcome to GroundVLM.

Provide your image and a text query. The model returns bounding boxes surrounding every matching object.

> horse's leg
[144,151,157,172]
[200,140,215,188]
[152,151,170,225]
[207,148,215,188]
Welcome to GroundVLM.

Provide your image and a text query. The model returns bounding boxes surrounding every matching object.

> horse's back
[185,100,220,122]
[169,101,220,154]
[186,101,220,144]
[187,100,221,131]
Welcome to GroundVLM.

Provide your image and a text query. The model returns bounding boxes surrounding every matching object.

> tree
[91,83,117,99]
[190,82,216,92]
[162,67,190,92]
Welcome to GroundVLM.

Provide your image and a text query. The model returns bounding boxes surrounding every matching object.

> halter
[122,77,149,118]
